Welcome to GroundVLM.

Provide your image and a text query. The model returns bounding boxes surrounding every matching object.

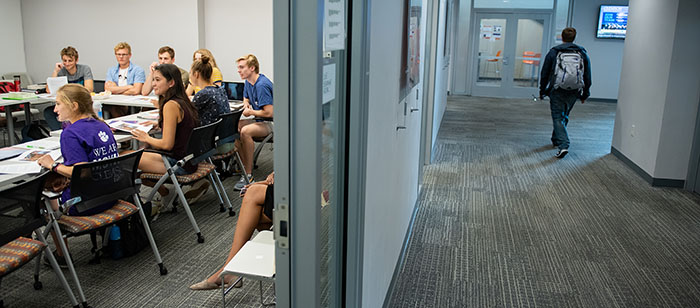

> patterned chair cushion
[0,237,45,277]
[211,149,235,161]
[58,200,138,234]
[140,162,216,185]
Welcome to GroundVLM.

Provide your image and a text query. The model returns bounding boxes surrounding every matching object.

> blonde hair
[56,84,102,122]
[192,49,218,68]
[236,54,260,74]
[60,46,79,60]
[114,42,132,54]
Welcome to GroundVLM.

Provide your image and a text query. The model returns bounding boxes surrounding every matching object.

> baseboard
[611,146,685,188]
[589,98,617,103]
[382,192,422,308]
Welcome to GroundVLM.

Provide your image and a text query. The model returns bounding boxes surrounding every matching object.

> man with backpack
[539,27,592,159]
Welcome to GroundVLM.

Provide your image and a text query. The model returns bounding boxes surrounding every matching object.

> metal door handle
[410,108,419,112]
[396,126,406,130]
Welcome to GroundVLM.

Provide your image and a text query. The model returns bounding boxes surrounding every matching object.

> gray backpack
[553,51,584,91]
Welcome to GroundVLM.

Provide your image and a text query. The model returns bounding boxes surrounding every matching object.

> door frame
[466,9,553,98]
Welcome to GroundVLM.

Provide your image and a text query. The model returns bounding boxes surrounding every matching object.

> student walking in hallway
[539,27,592,158]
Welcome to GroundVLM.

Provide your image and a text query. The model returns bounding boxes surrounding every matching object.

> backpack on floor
[552,51,585,91]
[20,123,50,142]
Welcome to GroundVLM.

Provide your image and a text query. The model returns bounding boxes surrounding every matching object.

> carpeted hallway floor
[387,96,700,307]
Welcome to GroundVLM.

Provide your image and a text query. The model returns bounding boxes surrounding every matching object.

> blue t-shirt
[60,117,119,214]
[243,74,273,112]
[192,85,229,126]
[106,61,146,85]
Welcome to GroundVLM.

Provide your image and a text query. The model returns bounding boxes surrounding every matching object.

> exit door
[470,12,551,98]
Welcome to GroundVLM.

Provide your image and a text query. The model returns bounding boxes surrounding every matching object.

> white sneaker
[233,175,252,191]
[555,149,569,159]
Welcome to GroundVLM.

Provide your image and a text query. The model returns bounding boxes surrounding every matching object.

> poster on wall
[400,0,422,100]
[324,0,346,51]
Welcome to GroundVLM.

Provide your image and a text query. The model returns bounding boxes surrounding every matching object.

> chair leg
[209,158,235,216]
[169,173,204,243]
[209,173,226,212]
[49,213,88,307]
[234,151,251,185]
[133,194,168,275]
[35,231,80,307]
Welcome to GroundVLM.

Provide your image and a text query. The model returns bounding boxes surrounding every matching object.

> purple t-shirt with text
[60,118,118,214]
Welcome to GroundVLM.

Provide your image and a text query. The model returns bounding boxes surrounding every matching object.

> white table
[1,94,53,145]
[97,95,157,118]
[220,230,275,307]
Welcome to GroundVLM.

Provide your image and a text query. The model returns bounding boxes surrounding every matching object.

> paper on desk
[0,147,26,161]
[13,137,61,150]
[14,149,61,162]
[46,76,68,97]
[108,119,153,133]
[0,163,42,174]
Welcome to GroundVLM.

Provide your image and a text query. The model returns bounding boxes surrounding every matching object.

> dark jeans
[549,89,579,149]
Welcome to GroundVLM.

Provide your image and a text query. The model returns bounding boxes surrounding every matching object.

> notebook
[46,76,68,97]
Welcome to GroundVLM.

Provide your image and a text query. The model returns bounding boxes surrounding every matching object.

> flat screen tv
[597,5,628,39]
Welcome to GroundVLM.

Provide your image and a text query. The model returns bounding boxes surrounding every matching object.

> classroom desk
[1,94,53,145]
[98,95,158,118]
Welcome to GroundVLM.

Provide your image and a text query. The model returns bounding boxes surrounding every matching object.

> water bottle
[13,75,21,92]
[93,101,103,118]
[108,225,124,260]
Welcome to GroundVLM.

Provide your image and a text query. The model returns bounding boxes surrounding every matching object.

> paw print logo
[98,131,109,143]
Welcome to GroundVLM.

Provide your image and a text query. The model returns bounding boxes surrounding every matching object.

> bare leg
[205,184,272,284]
[238,121,271,174]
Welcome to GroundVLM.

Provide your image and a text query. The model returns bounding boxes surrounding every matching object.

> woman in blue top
[190,55,228,126]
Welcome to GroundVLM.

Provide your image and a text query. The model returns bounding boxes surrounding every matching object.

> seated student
[190,55,228,126]
[185,49,223,96]
[36,84,119,265]
[44,46,95,130]
[130,64,200,204]
[190,172,274,290]
[142,46,189,96]
[233,54,273,190]
[104,42,146,118]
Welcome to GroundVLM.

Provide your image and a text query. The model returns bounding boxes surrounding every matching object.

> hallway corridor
[388,96,700,307]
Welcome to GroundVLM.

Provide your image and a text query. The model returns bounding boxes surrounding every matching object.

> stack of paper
[108,119,153,133]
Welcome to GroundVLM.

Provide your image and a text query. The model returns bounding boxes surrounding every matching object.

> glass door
[273,0,348,307]
[471,12,551,98]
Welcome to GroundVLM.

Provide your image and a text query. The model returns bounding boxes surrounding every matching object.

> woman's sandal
[189,278,242,291]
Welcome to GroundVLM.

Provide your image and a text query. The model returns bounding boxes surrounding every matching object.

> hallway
[388,96,700,307]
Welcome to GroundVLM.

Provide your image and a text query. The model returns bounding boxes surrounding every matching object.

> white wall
[0,0,27,78]
[362,0,426,306]
[16,0,273,85]
[570,0,628,100]
[612,0,700,180]
[451,0,472,94]
[431,0,450,149]
[204,0,274,82]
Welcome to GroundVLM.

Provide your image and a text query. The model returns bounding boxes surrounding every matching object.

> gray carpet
[1,145,275,307]
[387,96,700,307]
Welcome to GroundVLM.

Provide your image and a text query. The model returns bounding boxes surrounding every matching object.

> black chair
[42,150,167,307]
[140,119,230,243]
[92,80,105,93]
[209,110,247,215]
[0,172,80,308]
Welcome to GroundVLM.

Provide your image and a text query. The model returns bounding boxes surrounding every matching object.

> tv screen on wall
[597,5,628,39]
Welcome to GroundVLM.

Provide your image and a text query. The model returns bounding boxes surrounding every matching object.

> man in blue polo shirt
[104,42,145,117]
[234,54,273,190]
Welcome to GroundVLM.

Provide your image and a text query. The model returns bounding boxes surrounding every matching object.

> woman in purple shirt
[37,84,119,215]
[36,84,118,266]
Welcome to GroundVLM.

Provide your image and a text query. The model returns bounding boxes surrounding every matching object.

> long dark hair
[154,64,199,127]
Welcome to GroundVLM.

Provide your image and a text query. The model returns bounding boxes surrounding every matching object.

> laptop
[222,81,245,102]
[46,76,68,97]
